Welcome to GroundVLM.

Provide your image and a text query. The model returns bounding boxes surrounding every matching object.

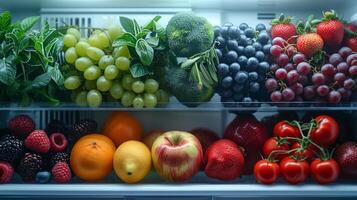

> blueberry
[221,76,233,88]
[233,84,244,93]
[217,63,229,77]
[237,46,244,55]
[221,26,229,39]
[244,27,255,38]
[249,82,260,93]
[229,63,241,74]
[228,26,241,39]
[216,36,226,49]
[214,26,221,38]
[235,72,248,83]
[222,89,233,98]
[263,44,272,54]
[256,23,266,32]
[246,39,253,46]
[258,61,270,74]
[248,72,259,81]
[233,93,244,101]
[255,51,265,62]
[243,97,253,102]
[239,30,245,35]
[244,45,256,57]
[223,22,233,27]
[239,23,249,30]
[237,56,248,67]
[257,32,270,45]
[224,51,238,64]
[238,35,248,46]
[227,40,239,51]
[215,49,223,60]
[36,171,51,184]
[247,57,259,71]
[252,42,262,51]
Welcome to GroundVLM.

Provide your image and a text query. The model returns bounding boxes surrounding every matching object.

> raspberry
[52,162,71,183]
[25,130,50,153]
[0,161,14,183]
[49,133,68,152]
[8,115,35,138]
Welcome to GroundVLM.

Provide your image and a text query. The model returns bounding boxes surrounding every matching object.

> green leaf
[136,29,150,39]
[21,16,40,31]
[143,16,161,31]
[130,63,152,78]
[30,72,52,89]
[145,32,159,47]
[181,57,201,70]
[133,19,141,35]
[0,11,11,30]
[119,16,136,35]
[112,32,137,47]
[135,38,154,66]
[0,56,16,86]
[49,63,64,86]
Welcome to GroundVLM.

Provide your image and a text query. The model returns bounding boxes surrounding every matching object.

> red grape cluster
[266,37,356,103]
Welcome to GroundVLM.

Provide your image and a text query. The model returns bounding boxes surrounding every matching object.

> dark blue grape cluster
[214,23,272,105]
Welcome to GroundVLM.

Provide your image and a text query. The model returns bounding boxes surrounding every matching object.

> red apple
[190,128,219,153]
[142,129,163,149]
[151,131,203,182]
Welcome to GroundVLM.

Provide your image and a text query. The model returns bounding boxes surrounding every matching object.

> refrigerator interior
[0,0,357,199]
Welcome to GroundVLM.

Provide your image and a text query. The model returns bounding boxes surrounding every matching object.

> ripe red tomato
[254,160,280,184]
[273,121,300,139]
[280,157,309,184]
[310,115,339,146]
[291,142,315,162]
[311,159,340,184]
[262,137,290,161]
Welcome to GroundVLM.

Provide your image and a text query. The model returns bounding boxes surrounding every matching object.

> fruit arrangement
[214,23,272,104]
[266,11,356,103]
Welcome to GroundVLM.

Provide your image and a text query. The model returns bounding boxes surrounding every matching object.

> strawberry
[271,14,296,43]
[25,130,50,153]
[345,23,357,32]
[347,37,357,52]
[297,33,324,58]
[316,10,344,47]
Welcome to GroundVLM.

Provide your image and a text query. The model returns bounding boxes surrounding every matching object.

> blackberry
[46,120,68,135]
[0,135,24,165]
[50,152,70,168]
[70,119,97,142]
[17,153,44,182]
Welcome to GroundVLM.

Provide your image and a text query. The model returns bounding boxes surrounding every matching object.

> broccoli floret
[166,12,214,57]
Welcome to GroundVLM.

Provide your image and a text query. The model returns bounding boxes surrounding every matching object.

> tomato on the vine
[273,121,300,139]
[254,160,280,185]
[280,157,310,184]
[291,142,315,162]
[311,159,340,185]
[310,115,339,146]
[263,137,290,161]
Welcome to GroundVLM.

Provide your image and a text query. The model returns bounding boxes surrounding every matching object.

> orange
[102,112,143,146]
[113,140,151,183]
[70,134,116,181]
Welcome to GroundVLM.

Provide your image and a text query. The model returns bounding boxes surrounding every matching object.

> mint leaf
[21,16,40,31]
[112,32,137,47]
[120,16,136,35]
[49,63,64,86]
[135,39,154,66]
[143,16,161,31]
[130,63,152,78]
[0,56,16,85]
[30,72,52,89]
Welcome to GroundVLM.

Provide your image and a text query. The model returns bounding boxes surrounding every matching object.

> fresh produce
[316,10,345,47]
[102,112,143,146]
[346,37,357,52]
[335,142,357,178]
[151,131,203,182]
[8,115,35,138]
[70,134,116,181]
[49,152,70,169]
[35,171,51,183]
[310,115,339,146]
[70,119,98,143]
[297,33,324,58]
[49,133,68,152]
[0,161,14,183]
[142,129,163,149]
[52,162,72,183]
[262,137,290,161]
[271,14,297,42]
[273,121,300,139]
[204,139,244,181]
[190,128,219,154]
[24,130,51,153]
[166,12,214,57]
[254,160,280,185]
[291,142,315,162]
[224,114,269,174]
[280,156,309,184]
[113,141,151,184]
[0,11,66,105]
[215,23,271,104]
[311,158,340,184]
[0,134,24,164]
[17,153,44,182]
